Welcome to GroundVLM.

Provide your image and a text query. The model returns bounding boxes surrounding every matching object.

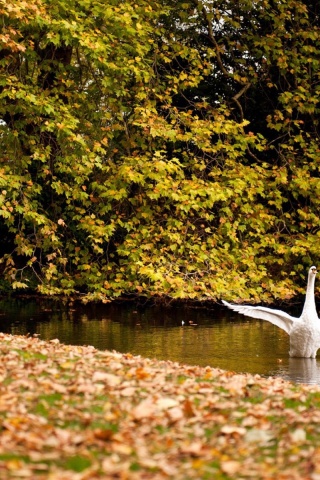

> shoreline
[0,292,307,309]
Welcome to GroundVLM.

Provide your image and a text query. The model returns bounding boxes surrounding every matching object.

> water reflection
[285,358,320,385]
[0,299,319,385]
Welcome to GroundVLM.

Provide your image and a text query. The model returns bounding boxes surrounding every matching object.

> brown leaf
[183,398,195,417]
[221,460,241,475]
[92,371,121,386]
[94,428,115,441]
[220,425,246,436]
[132,398,156,420]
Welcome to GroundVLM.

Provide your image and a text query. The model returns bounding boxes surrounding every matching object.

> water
[0,298,320,385]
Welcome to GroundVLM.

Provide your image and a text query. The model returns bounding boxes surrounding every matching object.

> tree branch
[201,4,251,121]
[232,82,252,121]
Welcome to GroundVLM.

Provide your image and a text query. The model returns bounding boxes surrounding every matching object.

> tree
[0,0,319,302]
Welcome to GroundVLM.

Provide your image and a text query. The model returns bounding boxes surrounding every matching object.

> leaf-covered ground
[1,334,320,479]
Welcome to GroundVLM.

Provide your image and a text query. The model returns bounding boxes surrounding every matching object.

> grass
[0,333,319,479]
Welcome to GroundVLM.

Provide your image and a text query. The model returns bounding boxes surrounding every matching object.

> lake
[1,298,320,385]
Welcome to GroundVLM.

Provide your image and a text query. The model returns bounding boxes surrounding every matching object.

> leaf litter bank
[1,334,320,479]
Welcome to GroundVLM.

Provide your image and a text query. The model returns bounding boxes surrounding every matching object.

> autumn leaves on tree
[0,0,320,301]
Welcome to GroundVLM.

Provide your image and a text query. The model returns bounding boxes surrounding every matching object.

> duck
[222,266,320,358]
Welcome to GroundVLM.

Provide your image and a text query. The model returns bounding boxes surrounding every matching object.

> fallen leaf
[244,428,274,444]
[221,460,241,475]
[156,397,179,410]
[132,398,156,420]
[92,371,121,386]
[220,425,246,436]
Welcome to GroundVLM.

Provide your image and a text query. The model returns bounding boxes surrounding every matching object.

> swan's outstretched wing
[222,300,298,335]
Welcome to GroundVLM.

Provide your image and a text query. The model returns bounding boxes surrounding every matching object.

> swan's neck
[301,273,317,319]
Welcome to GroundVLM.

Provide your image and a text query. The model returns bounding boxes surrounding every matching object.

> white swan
[222,266,320,358]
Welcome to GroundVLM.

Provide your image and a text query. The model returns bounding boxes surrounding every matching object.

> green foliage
[0,0,319,302]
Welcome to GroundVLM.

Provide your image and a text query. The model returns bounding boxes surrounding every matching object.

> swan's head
[310,266,318,275]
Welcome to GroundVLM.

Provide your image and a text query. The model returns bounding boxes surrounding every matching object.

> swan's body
[222,266,320,358]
